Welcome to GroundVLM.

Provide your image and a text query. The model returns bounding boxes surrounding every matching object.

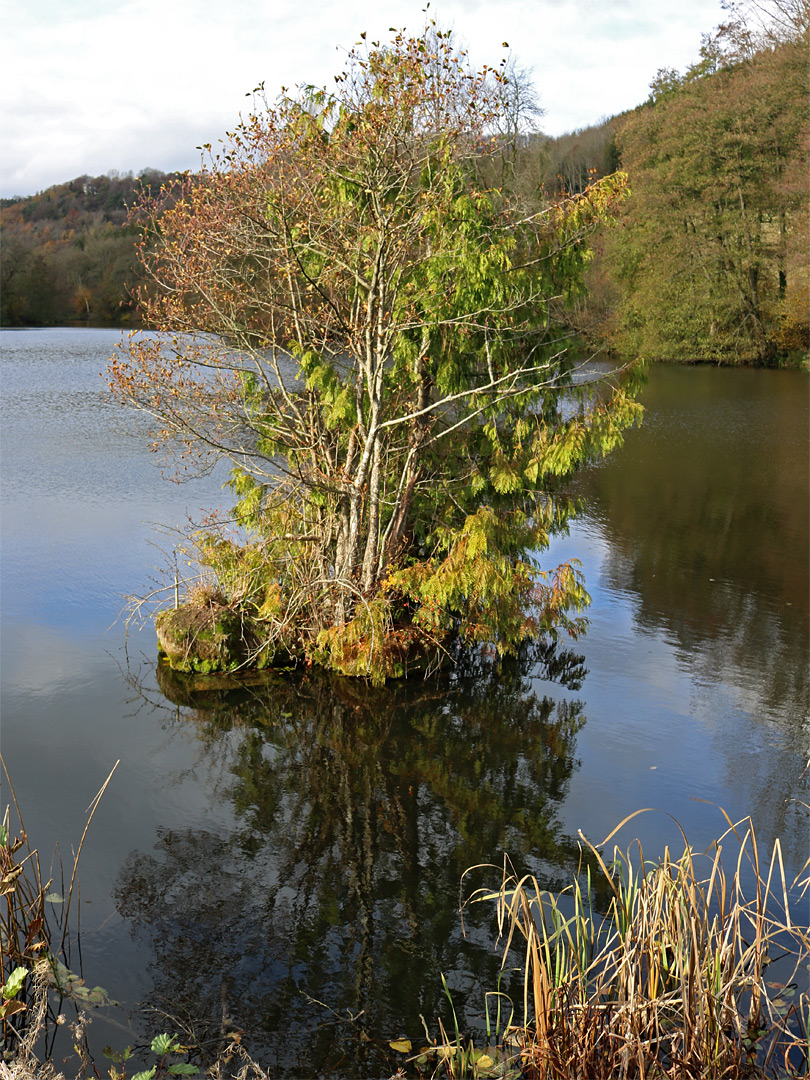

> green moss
[156,599,305,676]
[156,601,245,674]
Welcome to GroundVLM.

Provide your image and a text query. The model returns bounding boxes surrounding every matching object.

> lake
[1,328,808,1077]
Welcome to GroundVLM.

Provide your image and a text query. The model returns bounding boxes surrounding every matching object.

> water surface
[1,330,807,1075]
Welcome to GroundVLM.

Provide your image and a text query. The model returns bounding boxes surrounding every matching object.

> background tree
[489,50,545,187]
[111,27,642,681]
[717,0,810,54]
[602,15,808,363]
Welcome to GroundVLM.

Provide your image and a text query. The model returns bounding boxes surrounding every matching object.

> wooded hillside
[0,169,179,326]
[2,9,807,364]
[600,29,809,364]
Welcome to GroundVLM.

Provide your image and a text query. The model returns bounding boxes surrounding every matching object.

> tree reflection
[579,366,809,724]
[115,648,588,1077]
[570,366,810,863]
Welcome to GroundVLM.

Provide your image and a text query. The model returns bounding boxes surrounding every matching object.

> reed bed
[470,811,810,1079]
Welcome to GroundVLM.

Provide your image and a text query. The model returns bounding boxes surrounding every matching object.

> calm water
[1,329,808,1077]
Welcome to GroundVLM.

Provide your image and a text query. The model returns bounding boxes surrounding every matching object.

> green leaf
[151,1033,181,1056]
[131,1070,157,1080]
[167,1065,198,1076]
[2,966,28,1000]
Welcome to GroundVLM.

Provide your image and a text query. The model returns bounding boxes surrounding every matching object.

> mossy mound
[156,594,301,674]
[156,593,259,673]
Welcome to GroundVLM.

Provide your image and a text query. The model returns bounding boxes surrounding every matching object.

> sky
[1,0,728,200]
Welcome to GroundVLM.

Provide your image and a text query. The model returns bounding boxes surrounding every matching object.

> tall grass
[469,811,810,1079]
[1,757,118,1062]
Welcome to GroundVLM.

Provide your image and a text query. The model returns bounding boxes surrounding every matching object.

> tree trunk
[360,435,382,593]
[380,358,432,573]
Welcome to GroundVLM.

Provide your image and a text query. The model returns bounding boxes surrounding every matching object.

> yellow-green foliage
[112,27,645,681]
[388,508,590,655]
[314,596,441,686]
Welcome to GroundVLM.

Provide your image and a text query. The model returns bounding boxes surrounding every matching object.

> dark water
[1,330,808,1076]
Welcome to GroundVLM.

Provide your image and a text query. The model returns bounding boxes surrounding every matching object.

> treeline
[0,140,623,331]
[2,14,807,364]
[601,25,809,364]
[0,169,180,326]
[496,15,808,364]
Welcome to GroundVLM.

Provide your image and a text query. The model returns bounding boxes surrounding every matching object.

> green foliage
[0,966,29,1022]
[605,35,809,364]
[1,966,27,1001]
[112,27,643,681]
[387,508,589,655]
[102,1032,198,1080]
[150,1033,182,1056]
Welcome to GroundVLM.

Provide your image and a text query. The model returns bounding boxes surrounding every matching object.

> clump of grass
[1,756,119,1066]
[0,756,273,1080]
[469,810,810,1079]
[425,972,519,1079]
[1,784,51,1058]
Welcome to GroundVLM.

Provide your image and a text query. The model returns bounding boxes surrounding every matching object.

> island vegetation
[108,26,643,682]
[99,0,806,682]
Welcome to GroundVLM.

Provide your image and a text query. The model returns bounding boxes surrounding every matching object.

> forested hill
[599,31,809,365]
[2,26,807,364]
[0,169,179,326]
[469,25,808,366]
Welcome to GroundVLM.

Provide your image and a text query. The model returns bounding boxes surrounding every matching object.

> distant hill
[0,169,180,326]
[3,26,805,368]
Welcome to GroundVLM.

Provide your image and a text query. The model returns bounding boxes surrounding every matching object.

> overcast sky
[1,0,727,199]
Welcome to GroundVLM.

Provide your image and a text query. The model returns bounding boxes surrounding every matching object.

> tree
[489,50,545,187]
[110,27,641,681]
[717,0,810,56]
[605,22,808,363]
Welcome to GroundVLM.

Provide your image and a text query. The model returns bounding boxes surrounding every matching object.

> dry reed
[468,810,810,1079]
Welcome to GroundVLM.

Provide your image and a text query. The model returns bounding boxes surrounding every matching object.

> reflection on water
[1,331,808,1076]
[582,365,808,720]
[115,652,588,1077]
[552,365,809,865]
